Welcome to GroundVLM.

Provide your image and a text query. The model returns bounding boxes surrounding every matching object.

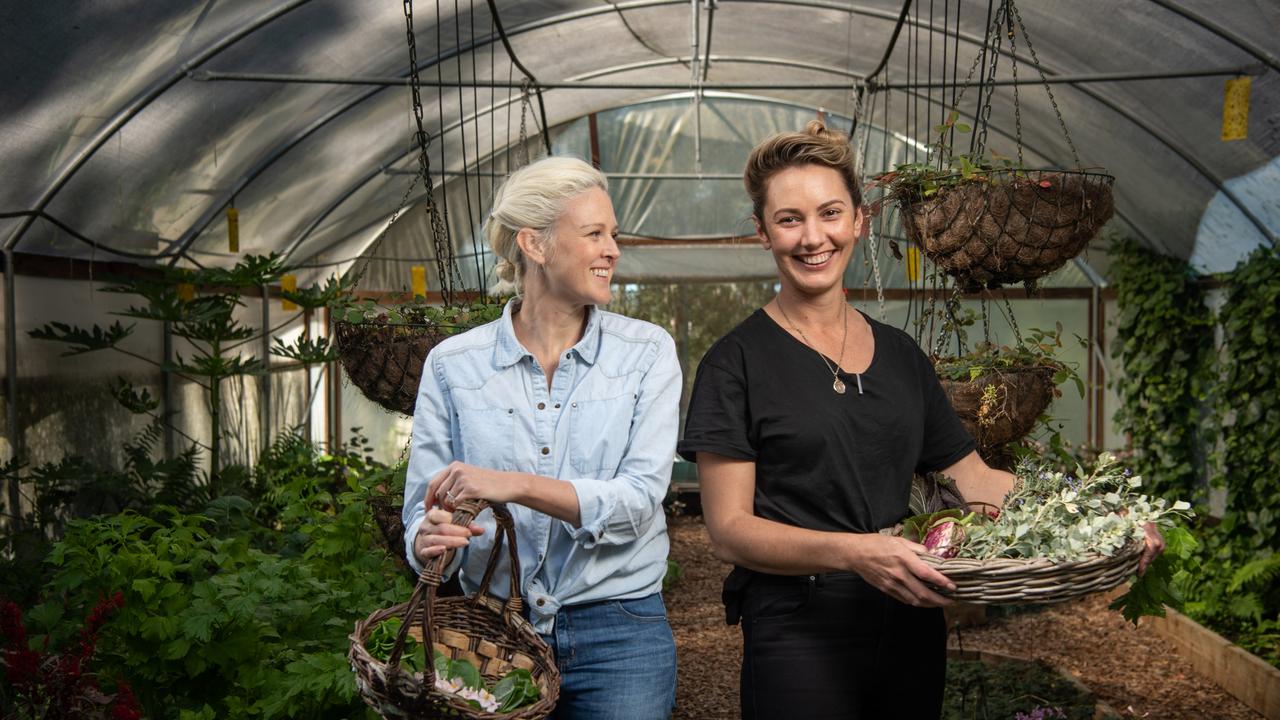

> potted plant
[932,322,1081,453]
[330,293,505,416]
[873,113,1114,291]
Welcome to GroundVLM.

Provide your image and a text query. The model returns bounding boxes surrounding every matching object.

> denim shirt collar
[493,297,603,368]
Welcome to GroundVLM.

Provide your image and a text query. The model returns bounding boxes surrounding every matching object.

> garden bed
[666,515,1264,719]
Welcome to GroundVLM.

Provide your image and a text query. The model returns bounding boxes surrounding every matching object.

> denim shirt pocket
[455,404,516,470]
[568,393,634,477]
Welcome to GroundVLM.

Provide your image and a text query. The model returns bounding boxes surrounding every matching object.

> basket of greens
[349,500,559,719]
[899,453,1191,607]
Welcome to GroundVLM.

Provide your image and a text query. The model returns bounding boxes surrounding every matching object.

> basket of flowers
[892,453,1191,606]
[333,298,503,416]
[349,500,559,718]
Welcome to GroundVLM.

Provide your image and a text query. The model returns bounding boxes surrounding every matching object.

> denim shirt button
[540,447,550,455]
[536,598,546,607]
[537,402,546,410]
[571,402,578,408]
[554,403,561,409]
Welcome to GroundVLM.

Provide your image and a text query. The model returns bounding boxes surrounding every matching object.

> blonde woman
[404,156,680,720]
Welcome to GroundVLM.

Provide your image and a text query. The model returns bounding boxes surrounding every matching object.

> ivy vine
[1109,237,1212,500]
[1214,247,1280,553]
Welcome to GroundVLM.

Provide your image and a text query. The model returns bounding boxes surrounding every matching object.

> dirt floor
[665,514,1264,720]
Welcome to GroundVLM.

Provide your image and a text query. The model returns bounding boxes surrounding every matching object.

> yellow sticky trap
[226,206,239,253]
[411,265,427,298]
[906,245,922,282]
[177,283,195,302]
[281,274,297,311]
[1222,76,1251,141]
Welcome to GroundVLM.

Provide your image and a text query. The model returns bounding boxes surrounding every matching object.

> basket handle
[385,499,524,679]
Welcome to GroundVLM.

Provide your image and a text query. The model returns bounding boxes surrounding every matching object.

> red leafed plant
[1,593,142,719]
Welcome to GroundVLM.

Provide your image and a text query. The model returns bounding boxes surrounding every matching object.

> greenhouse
[1,0,1277,718]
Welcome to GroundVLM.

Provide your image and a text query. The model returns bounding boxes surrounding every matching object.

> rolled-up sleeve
[403,352,459,574]
[563,334,681,548]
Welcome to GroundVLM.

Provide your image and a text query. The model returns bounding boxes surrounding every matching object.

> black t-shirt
[678,308,974,534]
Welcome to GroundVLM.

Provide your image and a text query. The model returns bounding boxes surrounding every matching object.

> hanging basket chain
[852,81,888,321]
[1009,2,1080,167]
[1007,8,1023,166]
[403,0,459,305]
[517,78,533,168]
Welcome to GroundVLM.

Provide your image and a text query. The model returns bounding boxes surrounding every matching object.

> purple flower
[1015,707,1067,720]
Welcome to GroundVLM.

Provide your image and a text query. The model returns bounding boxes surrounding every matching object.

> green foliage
[1214,248,1280,552]
[961,454,1191,568]
[1112,243,1280,666]
[331,295,503,329]
[1109,237,1212,500]
[1110,524,1198,625]
[27,320,135,356]
[23,437,411,719]
[662,557,683,592]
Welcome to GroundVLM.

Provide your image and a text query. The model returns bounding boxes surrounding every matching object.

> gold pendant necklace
[776,296,859,395]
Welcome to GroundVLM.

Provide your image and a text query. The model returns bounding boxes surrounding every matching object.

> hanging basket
[938,364,1056,449]
[900,169,1114,289]
[350,500,560,719]
[334,320,453,416]
[916,538,1143,605]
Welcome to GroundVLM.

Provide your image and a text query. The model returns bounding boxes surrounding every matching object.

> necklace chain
[776,295,851,394]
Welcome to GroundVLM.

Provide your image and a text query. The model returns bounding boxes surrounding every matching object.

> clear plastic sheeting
[1,0,1274,274]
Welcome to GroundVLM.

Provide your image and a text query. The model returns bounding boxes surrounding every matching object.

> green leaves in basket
[365,617,422,672]
[1110,524,1199,625]
[433,649,483,690]
[494,668,541,712]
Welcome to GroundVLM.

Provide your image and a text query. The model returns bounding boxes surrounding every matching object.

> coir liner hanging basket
[901,169,1114,289]
[939,364,1056,449]
[335,321,450,416]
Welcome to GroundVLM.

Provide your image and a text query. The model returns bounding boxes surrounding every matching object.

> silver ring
[445,490,456,503]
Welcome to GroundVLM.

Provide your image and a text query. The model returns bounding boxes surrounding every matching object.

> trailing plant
[871,111,1026,204]
[1109,236,1212,501]
[1214,247,1280,553]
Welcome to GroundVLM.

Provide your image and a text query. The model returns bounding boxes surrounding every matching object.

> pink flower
[1038,180,1053,189]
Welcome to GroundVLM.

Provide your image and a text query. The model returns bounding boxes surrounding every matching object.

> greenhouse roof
[2,0,1277,286]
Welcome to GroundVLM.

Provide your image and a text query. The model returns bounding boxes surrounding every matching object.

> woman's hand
[413,507,484,566]
[1138,521,1165,575]
[847,534,957,608]
[427,461,528,510]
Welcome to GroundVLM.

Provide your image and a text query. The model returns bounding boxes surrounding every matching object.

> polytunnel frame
[3,0,1277,521]
[166,0,1278,264]
[4,0,1276,262]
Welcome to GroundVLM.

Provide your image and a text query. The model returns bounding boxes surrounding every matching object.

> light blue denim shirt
[403,298,680,633]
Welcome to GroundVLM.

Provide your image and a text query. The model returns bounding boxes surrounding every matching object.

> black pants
[738,572,945,719]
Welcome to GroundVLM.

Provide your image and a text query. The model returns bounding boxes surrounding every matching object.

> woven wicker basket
[349,501,560,719]
[900,169,1114,290]
[334,320,450,416]
[939,364,1056,449]
[917,538,1143,605]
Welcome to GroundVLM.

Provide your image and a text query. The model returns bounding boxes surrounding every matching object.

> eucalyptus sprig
[960,452,1192,562]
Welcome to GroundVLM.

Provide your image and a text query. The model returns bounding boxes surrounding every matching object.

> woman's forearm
[707,511,864,575]
[507,472,582,526]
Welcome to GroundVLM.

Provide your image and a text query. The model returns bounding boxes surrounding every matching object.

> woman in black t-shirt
[678,122,1164,719]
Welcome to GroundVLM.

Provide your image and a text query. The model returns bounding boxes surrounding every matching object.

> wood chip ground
[665,515,1263,719]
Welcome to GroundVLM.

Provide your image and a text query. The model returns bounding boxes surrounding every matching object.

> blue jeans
[539,593,677,720]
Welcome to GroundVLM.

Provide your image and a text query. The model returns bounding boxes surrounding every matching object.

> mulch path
[665,514,1263,720]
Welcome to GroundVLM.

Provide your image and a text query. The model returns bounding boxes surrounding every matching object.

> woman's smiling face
[540,186,621,307]
[756,163,863,297]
